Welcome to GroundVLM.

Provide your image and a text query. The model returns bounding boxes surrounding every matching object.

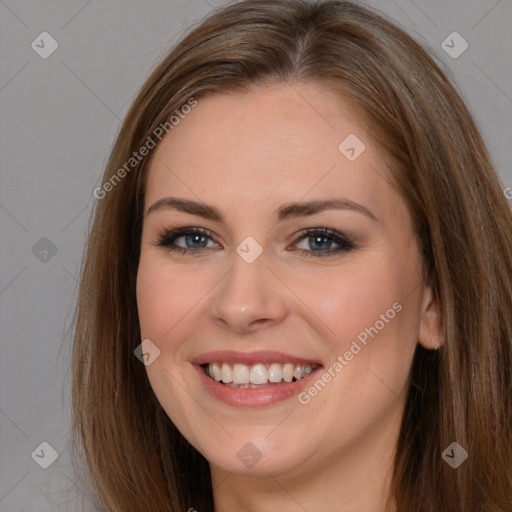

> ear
[418,285,444,350]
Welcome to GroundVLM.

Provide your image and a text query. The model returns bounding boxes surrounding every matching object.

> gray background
[1,0,511,510]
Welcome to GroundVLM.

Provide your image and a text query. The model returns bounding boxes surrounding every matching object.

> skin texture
[136,82,443,512]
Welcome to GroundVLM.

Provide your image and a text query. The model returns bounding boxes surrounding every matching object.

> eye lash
[153,226,357,257]
[294,228,356,257]
[153,227,216,255]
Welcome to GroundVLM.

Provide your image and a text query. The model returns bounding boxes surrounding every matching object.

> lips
[191,351,323,407]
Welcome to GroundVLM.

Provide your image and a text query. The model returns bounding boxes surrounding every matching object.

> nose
[209,249,288,334]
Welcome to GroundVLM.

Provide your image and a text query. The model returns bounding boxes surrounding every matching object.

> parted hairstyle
[70,1,512,510]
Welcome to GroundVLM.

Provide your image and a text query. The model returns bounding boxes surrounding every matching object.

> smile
[192,351,324,407]
[202,362,319,388]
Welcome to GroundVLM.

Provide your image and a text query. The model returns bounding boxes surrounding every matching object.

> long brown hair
[70,1,512,510]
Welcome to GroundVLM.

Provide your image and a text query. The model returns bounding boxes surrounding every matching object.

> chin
[194,425,322,477]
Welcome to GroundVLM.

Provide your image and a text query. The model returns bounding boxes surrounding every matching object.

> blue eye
[293,228,356,257]
[155,227,220,254]
[154,227,356,257]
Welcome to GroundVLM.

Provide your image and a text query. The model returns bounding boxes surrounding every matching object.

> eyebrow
[146,196,378,223]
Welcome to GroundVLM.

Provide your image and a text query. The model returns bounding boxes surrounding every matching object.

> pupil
[311,235,330,250]
[187,234,207,248]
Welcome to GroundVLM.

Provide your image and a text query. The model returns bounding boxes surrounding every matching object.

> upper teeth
[205,362,316,385]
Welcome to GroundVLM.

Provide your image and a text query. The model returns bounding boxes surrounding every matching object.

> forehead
[143,82,396,223]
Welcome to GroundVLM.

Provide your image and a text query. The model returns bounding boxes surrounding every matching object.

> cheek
[136,256,205,340]
[311,256,414,347]
[298,253,421,403]
[136,258,206,442]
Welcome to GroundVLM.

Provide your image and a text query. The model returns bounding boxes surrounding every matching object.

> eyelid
[155,226,221,248]
[153,225,358,258]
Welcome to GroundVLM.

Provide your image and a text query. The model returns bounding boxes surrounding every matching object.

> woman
[71,1,512,511]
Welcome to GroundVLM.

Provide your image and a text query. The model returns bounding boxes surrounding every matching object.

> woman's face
[136,82,439,479]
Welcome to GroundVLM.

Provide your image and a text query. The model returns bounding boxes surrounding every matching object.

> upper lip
[191,350,323,367]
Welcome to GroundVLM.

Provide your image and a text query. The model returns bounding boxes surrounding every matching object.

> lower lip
[193,364,323,408]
